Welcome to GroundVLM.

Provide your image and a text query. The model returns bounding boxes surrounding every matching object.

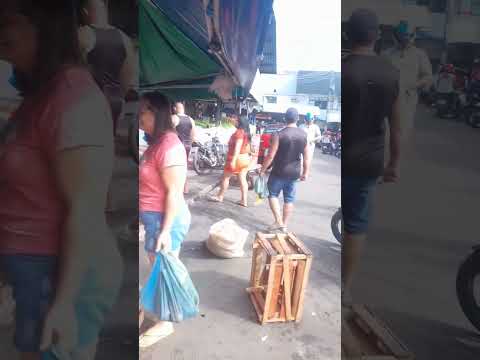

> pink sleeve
[154,142,186,170]
[234,129,244,140]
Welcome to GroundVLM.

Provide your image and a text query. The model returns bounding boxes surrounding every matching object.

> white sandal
[139,322,174,348]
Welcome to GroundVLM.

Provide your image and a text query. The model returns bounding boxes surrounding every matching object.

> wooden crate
[246,232,313,324]
[342,305,414,360]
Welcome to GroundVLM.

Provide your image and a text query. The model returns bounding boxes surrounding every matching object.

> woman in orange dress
[211,113,252,207]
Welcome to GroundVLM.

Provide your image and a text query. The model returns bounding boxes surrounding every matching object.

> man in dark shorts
[342,9,402,305]
[173,101,196,194]
[260,108,310,233]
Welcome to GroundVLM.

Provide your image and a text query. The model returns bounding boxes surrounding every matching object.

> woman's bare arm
[160,166,186,234]
[52,146,113,305]
[261,134,279,174]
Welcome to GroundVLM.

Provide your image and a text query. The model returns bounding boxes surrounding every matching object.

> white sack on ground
[207,218,249,258]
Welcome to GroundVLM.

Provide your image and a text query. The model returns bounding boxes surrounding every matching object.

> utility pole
[442,0,454,64]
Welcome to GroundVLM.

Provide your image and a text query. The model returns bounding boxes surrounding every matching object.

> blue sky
[273,0,341,72]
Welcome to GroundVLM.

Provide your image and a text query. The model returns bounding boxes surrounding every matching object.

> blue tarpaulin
[141,0,274,98]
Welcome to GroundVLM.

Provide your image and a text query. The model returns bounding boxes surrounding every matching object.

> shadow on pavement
[294,200,338,217]
[375,306,480,360]
[96,324,138,360]
[191,200,271,233]
[189,270,255,323]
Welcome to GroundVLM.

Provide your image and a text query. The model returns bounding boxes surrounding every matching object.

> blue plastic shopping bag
[140,251,199,323]
[254,175,269,199]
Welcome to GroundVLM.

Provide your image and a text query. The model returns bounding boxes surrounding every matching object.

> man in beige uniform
[382,21,432,144]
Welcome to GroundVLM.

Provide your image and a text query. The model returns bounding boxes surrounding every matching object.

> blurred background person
[78,0,137,137]
[0,1,122,359]
[78,0,138,212]
[302,113,322,164]
[342,9,401,307]
[172,101,196,194]
[382,20,432,145]
[210,113,252,207]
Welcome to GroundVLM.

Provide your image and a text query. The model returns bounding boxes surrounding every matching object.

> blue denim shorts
[140,204,191,253]
[341,176,378,234]
[267,175,298,203]
[0,252,122,356]
[0,255,57,353]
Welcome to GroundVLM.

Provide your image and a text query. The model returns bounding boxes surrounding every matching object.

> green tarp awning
[139,0,221,100]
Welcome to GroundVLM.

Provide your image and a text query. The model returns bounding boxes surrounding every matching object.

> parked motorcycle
[464,90,480,128]
[321,134,334,155]
[192,134,228,175]
[456,245,480,332]
[333,138,341,158]
[435,92,462,119]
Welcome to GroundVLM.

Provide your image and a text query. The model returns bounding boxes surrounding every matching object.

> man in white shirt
[382,21,432,144]
[302,114,322,162]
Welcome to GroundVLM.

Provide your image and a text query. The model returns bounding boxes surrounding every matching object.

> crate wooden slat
[342,305,414,360]
[246,232,313,324]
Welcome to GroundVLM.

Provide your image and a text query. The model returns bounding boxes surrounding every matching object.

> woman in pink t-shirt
[138,92,192,347]
[0,2,122,359]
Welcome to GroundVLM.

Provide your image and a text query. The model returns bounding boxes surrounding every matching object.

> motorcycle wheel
[470,114,480,128]
[330,208,342,244]
[456,250,480,332]
[128,120,139,165]
[193,149,213,175]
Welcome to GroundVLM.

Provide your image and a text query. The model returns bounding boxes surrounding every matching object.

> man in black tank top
[260,108,310,233]
[78,0,138,137]
[173,102,196,194]
[78,0,138,213]
[173,102,196,149]
[342,9,401,306]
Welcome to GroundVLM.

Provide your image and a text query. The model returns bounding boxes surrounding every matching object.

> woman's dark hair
[141,92,175,144]
[237,114,252,142]
[15,0,83,94]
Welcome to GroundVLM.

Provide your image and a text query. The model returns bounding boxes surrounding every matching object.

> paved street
[140,150,341,360]
[351,105,480,359]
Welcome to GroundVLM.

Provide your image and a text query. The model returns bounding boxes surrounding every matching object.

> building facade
[250,71,341,120]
